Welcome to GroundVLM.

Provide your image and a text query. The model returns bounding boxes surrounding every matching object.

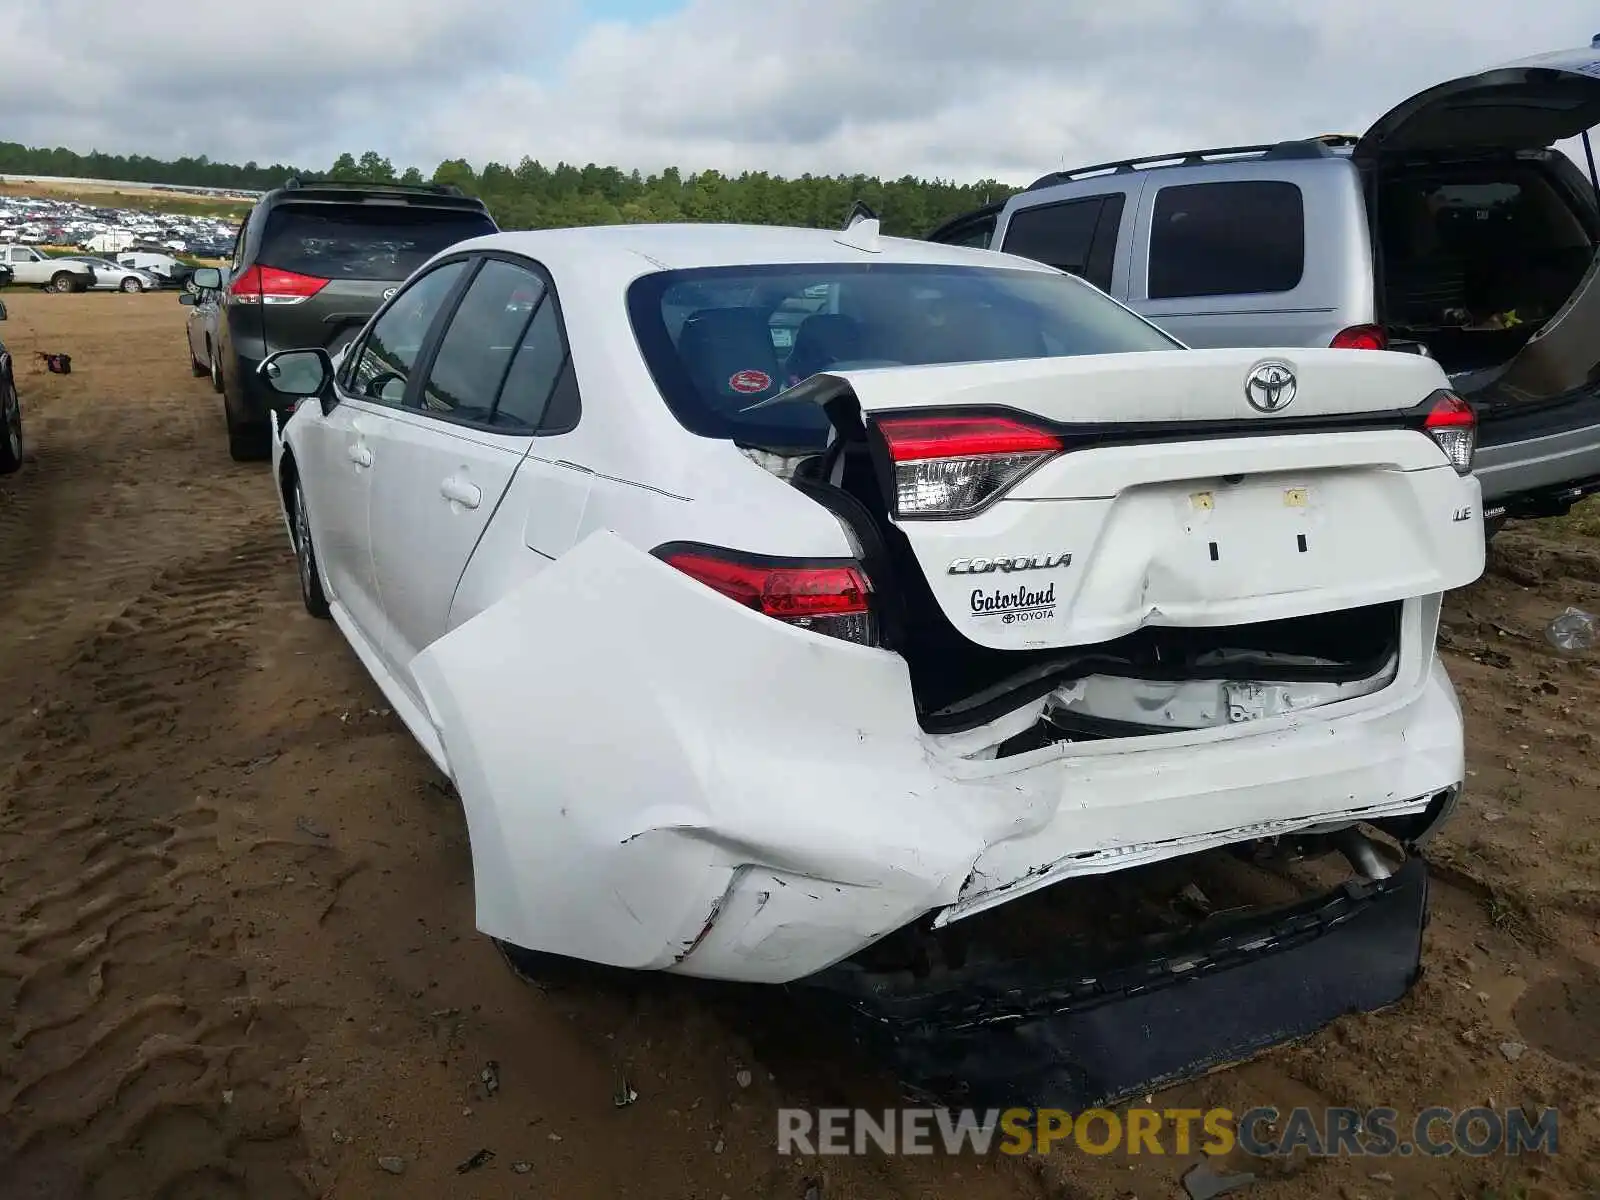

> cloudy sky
[3,1,1599,184]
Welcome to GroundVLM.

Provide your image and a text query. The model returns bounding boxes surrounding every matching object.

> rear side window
[415,260,543,421]
[1002,194,1126,291]
[1148,181,1305,299]
[259,203,496,281]
[494,298,569,431]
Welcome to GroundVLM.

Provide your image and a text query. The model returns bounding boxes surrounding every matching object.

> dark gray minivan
[195,178,498,461]
[929,41,1600,534]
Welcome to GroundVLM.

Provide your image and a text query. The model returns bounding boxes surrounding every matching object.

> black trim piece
[801,857,1428,1110]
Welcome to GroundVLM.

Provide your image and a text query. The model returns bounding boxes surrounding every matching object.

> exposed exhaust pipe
[1338,828,1394,881]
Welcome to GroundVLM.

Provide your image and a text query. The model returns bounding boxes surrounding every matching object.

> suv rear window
[259,203,496,281]
[627,261,1180,452]
[1148,181,1305,299]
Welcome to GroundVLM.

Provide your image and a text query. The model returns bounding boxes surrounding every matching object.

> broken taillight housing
[1421,390,1475,475]
[230,264,329,306]
[874,413,1064,518]
[653,543,876,645]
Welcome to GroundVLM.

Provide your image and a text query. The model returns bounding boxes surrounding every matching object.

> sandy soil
[0,290,1597,1200]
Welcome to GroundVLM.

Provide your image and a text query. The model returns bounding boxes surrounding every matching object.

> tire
[0,382,22,475]
[289,474,331,619]
[121,277,142,293]
[50,272,77,294]
[209,345,224,394]
[1484,515,1507,544]
[225,403,270,463]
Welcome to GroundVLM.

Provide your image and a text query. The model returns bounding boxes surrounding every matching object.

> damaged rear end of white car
[409,246,1485,1109]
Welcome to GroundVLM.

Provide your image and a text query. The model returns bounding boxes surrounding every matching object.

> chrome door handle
[347,443,372,468]
[440,477,481,509]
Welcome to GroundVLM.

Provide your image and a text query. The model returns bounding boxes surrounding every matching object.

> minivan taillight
[230,264,329,305]
[874,413,1063,518]
[1330,324,1388,351]
[653,543,876,645]
[1422,390,1475,475]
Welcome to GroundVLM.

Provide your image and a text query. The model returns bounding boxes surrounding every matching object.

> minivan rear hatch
[252,189,497,355]
[1356,43,1600,402]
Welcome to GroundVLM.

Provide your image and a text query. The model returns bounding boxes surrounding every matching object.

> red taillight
[874,413,1063,518]
[1422,390,1475,475]
[1330,324,1388,351]
[229,264,329,305]
[655,544,876,645]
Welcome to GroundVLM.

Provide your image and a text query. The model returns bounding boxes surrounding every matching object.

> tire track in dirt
[0,530,314,1200]
[0,295,313,1200]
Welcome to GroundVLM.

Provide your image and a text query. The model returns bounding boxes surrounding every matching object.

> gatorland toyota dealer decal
[971,583,1057,624]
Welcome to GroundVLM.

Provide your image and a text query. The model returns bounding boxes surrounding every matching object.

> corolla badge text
[947,552,1071,575]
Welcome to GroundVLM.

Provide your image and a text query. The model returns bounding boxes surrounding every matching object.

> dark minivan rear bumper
[1474,388,1600,515]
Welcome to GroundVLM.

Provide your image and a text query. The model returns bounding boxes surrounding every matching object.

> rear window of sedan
[625,261,1180,452]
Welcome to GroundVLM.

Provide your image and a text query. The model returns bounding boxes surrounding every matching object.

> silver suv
[928,41,1600,534]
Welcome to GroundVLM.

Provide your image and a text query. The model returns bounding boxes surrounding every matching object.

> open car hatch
[1355,43,1600,160]
[1358,42,1600,406]
[758,349,1484,651]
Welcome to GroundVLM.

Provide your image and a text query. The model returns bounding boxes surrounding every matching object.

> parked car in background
[116,251,195,291]
[55,254,160,293]
[180,271,225,392]
[928,40,1600,538]
[0,300,21,475]
[0,246,93,293]
[256,224,1479,1111]
[203,176,498,461]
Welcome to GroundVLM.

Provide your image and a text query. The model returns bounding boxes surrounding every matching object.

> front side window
[627,261,1180,452]
[929,214,998,249]
[342,259,468,404]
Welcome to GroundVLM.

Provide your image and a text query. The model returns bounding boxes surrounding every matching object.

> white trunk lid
[762,348,1485,650]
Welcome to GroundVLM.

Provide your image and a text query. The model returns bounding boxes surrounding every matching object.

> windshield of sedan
[626,261,1180,451]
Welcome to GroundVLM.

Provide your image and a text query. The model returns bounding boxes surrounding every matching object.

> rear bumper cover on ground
[805,855,1430,1109]
[406,531,1463,986]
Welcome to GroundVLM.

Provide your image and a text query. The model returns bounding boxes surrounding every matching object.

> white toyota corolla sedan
[260,220,1485,987]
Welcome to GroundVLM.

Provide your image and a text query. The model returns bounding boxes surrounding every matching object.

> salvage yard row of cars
[142,40,1600,1102]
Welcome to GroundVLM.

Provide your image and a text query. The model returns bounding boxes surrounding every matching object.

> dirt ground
[0,290,1597,1200]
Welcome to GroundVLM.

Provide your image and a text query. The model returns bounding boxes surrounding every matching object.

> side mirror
[179,292,197,306]
[190,266,222,290]
[259,348,334,399]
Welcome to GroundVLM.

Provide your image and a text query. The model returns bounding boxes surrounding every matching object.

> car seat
[786,313,864,383]
[675,307,783,405]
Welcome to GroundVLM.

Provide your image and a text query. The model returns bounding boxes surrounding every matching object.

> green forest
[0,142,1017,238]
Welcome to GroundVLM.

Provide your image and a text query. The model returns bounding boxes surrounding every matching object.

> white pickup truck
[0,246,95,293]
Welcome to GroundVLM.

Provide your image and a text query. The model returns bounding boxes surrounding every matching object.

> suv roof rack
[1025,135,1358,192]
[279,175,469,198]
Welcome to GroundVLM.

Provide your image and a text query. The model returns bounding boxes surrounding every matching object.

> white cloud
[3,0,1600,182]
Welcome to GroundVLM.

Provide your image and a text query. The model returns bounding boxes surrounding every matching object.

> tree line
[0,142,1017,238]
